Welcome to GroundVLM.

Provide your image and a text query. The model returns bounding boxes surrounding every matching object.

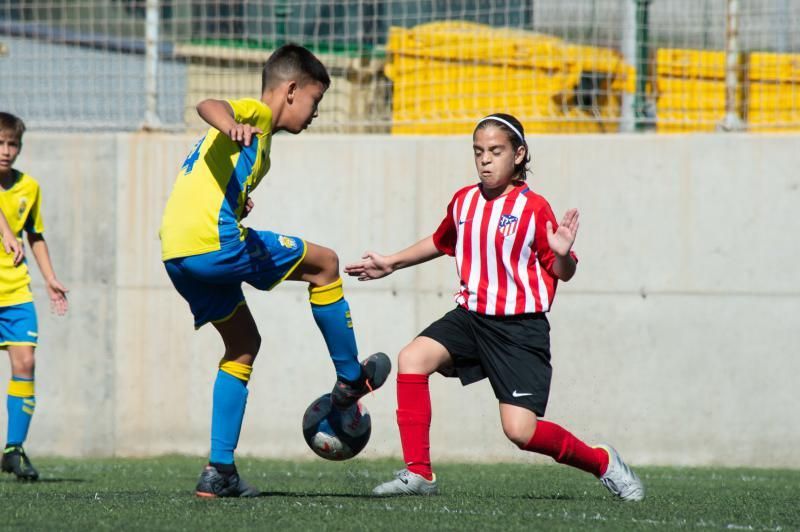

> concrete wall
[4,132,798,468]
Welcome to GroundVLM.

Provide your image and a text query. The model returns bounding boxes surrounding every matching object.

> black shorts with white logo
[419,306,552,416]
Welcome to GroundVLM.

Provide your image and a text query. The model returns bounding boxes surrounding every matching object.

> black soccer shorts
[419,305,552,417]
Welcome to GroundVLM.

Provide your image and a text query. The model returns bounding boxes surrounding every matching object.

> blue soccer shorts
[164,230,307,328]
[0,302,39,349]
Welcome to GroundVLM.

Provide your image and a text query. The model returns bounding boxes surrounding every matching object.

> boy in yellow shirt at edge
[0,112,69,481]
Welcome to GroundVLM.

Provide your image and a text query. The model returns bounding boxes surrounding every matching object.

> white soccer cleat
[596,444,645,502]
[372,469,439,496]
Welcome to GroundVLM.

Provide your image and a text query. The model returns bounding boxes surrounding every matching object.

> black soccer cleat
[331,352,391,410]
[1,445,39,481]
[195,465,260,498]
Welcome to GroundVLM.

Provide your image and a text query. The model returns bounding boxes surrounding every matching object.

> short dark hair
[0,112,26,141]
[474,113,530,180]
[261,44,331,92]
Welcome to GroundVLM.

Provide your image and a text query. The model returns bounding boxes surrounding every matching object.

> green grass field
[1,457,797,531]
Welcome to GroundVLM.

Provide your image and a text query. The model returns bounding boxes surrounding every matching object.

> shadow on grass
[0,477,86,484]
[515,493,576,501]
[255,491,577,501]
[256,490,378,499]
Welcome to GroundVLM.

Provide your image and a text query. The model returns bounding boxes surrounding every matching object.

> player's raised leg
[499,404,644,502]
[373,336,451,496]
[2,344,38,481]
[287,241,390,409]
[195,304,261,498]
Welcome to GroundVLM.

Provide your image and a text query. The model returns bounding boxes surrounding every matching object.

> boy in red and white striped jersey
[345,114,644,501]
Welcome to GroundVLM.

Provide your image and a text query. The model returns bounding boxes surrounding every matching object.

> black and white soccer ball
[302,393,371,461]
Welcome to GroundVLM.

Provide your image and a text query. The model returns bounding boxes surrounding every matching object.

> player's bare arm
[1,231,23,266]
[0,212,23,265]
[344,235,443,281]
[196,99,263,147]
[546,208,579,282]
[27,233,68,315]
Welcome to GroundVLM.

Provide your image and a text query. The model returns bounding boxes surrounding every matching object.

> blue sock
[6,376,35,446]
[209,369,249,465]
[311,297,361,382]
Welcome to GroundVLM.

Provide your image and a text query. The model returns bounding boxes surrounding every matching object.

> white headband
[477,116,525,144]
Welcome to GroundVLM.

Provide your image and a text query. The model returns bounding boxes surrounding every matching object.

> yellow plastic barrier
[385,21,633,134]
[747,52,800,132]
[655,48,741,133]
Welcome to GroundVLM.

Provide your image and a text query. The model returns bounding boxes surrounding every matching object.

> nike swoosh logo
[458,219,472,225]
[512,390,533,398]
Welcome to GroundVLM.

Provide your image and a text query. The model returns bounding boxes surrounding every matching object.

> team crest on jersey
[17,198,27,220]
[497,214,519,237]
[278,235,297,249]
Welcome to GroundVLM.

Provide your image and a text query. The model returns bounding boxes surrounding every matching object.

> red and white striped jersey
[432,182,577,315]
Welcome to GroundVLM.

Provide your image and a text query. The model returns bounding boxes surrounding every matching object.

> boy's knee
[10,354,36,377]
[319,247,340,276]
[305,247,341,289]
[224,332,261,360]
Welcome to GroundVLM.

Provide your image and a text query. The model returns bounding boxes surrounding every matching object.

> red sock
[396,373,433,481]
[523,419,609,477]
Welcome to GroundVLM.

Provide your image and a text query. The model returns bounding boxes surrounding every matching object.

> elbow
[555,263,577,282]
[553,254,577,282]
[196,99,214,115]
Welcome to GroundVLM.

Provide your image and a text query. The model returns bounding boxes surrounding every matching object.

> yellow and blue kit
[160,98,306,328]
[0,170,43,348]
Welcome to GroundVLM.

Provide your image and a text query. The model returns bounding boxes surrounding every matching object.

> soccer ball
[302,393,371,461]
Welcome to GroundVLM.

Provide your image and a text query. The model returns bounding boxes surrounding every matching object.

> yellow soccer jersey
[0,170,44,306]
[159,98,273,261]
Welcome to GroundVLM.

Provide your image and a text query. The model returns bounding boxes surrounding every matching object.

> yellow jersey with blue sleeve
[0,170,44,307]
[159,98,273,261]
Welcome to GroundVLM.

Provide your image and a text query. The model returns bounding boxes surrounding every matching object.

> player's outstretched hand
[546,208,579,257]
[46,277,69,316]
[344,252,393,281]
[2,233,24,266]
[228,124,263,147]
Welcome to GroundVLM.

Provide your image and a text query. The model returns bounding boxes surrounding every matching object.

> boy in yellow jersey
[159,44,390,497]
[0,112,69,481]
